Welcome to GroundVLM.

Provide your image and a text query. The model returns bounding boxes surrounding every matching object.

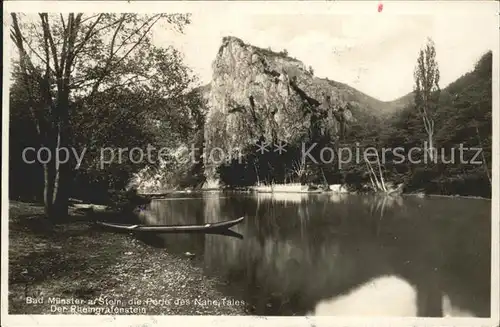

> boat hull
[96,216,245,233]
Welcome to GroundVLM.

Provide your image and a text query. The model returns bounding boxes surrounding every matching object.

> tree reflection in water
[136,193,490,317]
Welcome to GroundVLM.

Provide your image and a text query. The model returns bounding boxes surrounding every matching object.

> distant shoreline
[140,188,491,201]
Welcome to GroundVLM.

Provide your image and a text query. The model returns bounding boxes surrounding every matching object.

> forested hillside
[9,24,493,205]
[210,39,492,198]
[341,51,492,197]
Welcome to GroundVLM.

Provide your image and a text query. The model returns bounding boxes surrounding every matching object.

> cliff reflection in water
[139,193,491,317]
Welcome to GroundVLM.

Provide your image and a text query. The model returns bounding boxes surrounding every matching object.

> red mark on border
[378,3,384,12]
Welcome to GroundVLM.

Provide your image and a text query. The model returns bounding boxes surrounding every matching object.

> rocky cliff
[202,36,399,185]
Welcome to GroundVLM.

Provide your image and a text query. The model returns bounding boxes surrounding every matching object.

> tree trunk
[52,162,70,220]
[43,152,70,221]
[53,99,71,220]
[475,124,491,185]
[366,159,385,192]
[44,101,71,221]
[428,133,435,163]
[376,156,388,192]
[254,162,260,185]
[43,163,55,217]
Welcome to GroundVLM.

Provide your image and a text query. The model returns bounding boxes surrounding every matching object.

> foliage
[9,70,44,201]
[10,17,492,200]
[378,51,492,197]
[9,13,202,207]
[413,38,441,162]
[217,50,492,198]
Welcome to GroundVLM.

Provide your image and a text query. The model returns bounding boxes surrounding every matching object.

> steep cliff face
[202,36,386,183]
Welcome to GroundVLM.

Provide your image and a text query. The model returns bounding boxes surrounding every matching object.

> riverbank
[141,184,491,200]
[144,186,491,201]
[8,201,249,315]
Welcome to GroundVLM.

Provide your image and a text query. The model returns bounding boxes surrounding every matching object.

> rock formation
[202,36,359,184]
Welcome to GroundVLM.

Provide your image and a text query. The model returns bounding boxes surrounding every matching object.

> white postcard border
[2,1,499,327]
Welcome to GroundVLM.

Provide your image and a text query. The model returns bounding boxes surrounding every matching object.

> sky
[3,2,497,102]
[153,10,496,102]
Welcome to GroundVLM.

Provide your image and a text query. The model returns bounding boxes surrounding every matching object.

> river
[135,192,491,317]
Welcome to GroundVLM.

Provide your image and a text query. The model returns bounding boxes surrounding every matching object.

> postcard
[2,1,499,326]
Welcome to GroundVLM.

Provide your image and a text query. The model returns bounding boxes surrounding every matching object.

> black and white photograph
[2,1,499,326]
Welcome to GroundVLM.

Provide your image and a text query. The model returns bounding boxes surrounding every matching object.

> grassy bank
[8,201,249,315]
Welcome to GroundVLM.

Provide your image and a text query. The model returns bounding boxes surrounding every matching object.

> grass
[8,201,249,315]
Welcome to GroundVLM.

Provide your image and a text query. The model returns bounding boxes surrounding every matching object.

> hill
[376,51,493,197]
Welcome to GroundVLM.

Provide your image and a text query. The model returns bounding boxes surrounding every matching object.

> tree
[413,38,440,163]
[9,67,45,201]
[9,13,190,220]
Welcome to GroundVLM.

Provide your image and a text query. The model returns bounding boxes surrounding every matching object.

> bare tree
[364,150,387,193]
[291,159,306,183]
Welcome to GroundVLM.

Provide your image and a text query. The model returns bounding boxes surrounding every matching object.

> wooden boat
[96,216,245,233]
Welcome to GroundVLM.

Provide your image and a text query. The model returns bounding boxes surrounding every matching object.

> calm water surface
[137,193,491,317]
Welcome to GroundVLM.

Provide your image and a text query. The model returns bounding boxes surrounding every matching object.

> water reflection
[309,275,477,317]
[310,275,418,316]
[138,193,491,317]
[256,192,309,204]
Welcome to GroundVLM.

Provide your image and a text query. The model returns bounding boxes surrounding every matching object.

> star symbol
[255,140,270,154]
[274,141,288,154]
